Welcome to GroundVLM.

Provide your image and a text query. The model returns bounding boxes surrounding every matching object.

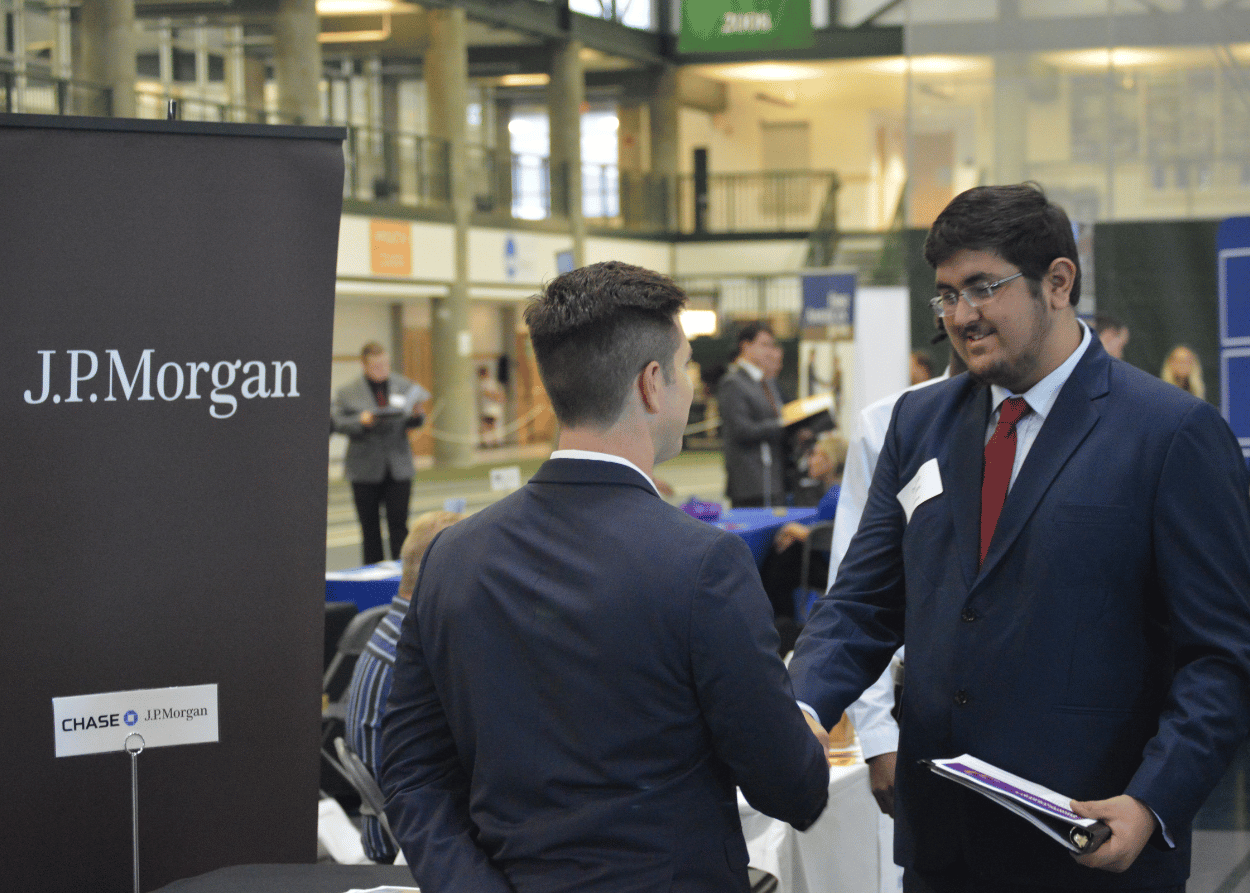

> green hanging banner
[679,0,813,53]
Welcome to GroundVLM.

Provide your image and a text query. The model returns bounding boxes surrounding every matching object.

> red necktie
[980,396,1029,565]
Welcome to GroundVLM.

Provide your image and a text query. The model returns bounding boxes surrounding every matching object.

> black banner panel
[0,114,344,889]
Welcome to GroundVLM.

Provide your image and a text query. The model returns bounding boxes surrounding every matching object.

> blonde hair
[1160,345,1205,400]
[398,510,467,600]
[814,432,849,479]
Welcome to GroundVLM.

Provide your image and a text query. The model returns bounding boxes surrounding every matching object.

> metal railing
[0,77,841,236]
[343,123,452,209]
[0,66,112,116]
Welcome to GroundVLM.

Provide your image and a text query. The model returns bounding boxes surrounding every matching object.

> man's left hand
[1070,795,1157,873]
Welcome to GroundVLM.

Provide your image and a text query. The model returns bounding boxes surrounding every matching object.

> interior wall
[674,239,809,275]
[677,63,908,232]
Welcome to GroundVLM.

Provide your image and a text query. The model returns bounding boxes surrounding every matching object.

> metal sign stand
[125,733,145,893]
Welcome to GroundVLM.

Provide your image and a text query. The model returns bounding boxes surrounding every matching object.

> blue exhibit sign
[1224,351,1250,456]
[801,273,856,329]
[1217,216,1250,461]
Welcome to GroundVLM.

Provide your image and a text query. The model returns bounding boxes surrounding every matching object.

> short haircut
[524,261,687,428]
[361,341,386,361]
[736,320,773,354]
[1093,314,1124,334]
[923,183,1082,306]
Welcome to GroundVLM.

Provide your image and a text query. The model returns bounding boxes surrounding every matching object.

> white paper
[897,458,942,523]
[489,466,522,491]
[928,754,1102,852]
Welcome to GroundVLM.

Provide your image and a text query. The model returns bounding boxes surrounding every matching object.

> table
[740,760,899,893]
[325,559,402,611]
[714,507,818,564]
[151,863,416,893]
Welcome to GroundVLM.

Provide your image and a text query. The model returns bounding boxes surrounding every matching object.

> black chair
[796,520,836,622]
[324,601,359,672]
[333,736,401,854]
[321,604,391,805]
[323,603,390,718]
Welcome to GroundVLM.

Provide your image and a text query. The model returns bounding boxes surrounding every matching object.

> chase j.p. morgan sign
[52,684,219,758]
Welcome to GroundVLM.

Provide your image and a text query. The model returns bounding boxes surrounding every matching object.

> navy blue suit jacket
[381,458,828,893]
[789,338,1250,887]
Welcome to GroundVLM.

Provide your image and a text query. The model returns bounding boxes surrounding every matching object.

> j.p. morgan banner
[679,0,813,53]
[23,349,302,418]
[1,113,343,889]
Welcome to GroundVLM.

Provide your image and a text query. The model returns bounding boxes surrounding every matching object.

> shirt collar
[990,322,1093,421]
[738,359,765,382]
[549,449,660,495]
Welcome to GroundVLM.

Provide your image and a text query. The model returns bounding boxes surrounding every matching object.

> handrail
[0,75,841,237]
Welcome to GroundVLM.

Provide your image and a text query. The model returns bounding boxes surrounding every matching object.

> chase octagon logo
[124,710,138,726]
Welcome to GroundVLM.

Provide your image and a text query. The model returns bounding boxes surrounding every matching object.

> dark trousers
[903,868,1183,893]
[351,473,411,565]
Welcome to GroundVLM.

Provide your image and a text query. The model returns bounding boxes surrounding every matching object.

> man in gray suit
[332,341,429,565]
[718,321,786,507]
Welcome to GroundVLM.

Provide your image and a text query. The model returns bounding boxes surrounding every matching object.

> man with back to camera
[380,261,829,893]
[719,321,787,507]
[331,341,429,565]
[789,183,1250,891]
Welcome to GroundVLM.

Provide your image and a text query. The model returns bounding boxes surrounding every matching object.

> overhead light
[317,0,401,14]
[1045,47,1178,69]
[716,63,822,82]
[499,73,550,87]
[864,56,986,75]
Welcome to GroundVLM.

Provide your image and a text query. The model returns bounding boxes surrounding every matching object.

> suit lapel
[976,348,1109,581]
[944,385,993,590]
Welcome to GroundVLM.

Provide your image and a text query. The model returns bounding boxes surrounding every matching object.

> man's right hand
[866,751,897,816]
[802,709,831,758]
[360,410,375,427]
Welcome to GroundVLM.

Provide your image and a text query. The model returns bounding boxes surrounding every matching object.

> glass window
[569,0,652,30]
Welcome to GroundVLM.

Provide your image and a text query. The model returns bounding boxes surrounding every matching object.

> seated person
[344,509,466,863]
[759,432,846,656]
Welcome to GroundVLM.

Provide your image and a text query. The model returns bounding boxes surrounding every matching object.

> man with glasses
[789,183,1250,891]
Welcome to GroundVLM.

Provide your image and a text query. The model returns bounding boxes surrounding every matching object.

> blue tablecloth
[325,560,402,611]
[713,507,819,564]
[325,508,818,610]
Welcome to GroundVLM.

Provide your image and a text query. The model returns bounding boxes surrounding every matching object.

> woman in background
[1161,344,1205,400]
[759,432,847,656]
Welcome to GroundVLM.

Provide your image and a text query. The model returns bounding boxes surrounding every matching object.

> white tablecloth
[739,762,902,893]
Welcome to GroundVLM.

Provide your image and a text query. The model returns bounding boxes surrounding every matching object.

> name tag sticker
[898,458,943,523]
[52,683,219,758]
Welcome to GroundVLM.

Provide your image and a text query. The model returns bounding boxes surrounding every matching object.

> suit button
[954,690,969,706]
[961,607,978,622]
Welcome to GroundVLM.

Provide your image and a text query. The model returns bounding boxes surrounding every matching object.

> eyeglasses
[929,272,1024,318]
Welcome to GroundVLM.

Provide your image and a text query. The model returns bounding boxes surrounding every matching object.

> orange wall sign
[369,219,412,276]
